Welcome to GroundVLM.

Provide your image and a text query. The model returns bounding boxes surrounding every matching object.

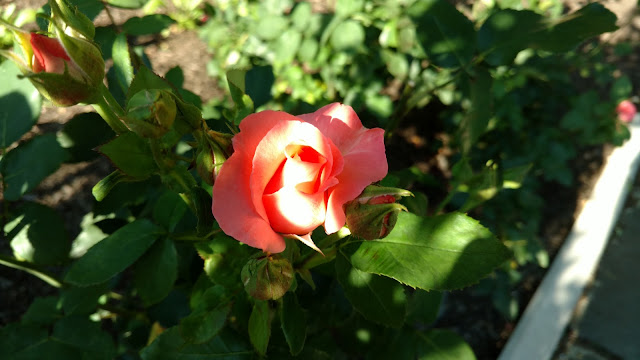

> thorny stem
[0,254,63,288]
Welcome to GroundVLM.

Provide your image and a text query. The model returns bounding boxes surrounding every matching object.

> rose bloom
[211,103,387,253]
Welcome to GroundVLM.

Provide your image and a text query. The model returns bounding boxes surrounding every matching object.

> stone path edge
[497,120,640,360]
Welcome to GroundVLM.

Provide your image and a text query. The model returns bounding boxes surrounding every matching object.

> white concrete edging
[498,120,640,360]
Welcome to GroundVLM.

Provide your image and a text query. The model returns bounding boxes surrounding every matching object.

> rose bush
[212,103,387,253]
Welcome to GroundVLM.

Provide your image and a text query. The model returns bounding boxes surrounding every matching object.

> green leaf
[226,70,254,125]
[58,112,115,162]
[245,66,275,110]
[193,187,215,236]
[539,3,618,52]
[65,219,161,286]
[273,29,302,66]
[255,16,289,41]
[179,285,231,344]
[98,131,158,178]
[134,237,178,306]
[112,32,134,93]
[478,4,618,66]
[343,212,511,291]
[280,292,306,355]
[249,300,271,356]
[22,296,61,325]
[460,69,492,154]
[199,234,251,289]
[335,0,365,17]
[336,252,406,327]
[1,134,68,201]
[153,190,189,232]
[477,10,544,66]
[50,315,116,360]
[123,15,175,36]
[610,75,632,103]
[127,65,173,102]
[141,327,253,360]
[291,2,312,31]
[331,20,365,51]
[406,289,442,325]
[0,61,41,148]
[379,328,476,360]
[60,282,109,315]
[105,0,149,8]
[408,0,476,68]
[0,323,48,358]
[6,202,70,265]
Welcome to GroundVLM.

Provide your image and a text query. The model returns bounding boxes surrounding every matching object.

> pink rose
[211,103,388,253]
[617,100,636,123]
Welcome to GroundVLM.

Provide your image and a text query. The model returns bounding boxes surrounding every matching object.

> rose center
[264,144,328,195]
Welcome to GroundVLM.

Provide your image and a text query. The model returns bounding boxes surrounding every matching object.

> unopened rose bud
[617,99,636,123]
[196,130,233,185]
[126,90,177,138]
[344,185,412,240]
[0,18,104,106]
[241,254,293,301]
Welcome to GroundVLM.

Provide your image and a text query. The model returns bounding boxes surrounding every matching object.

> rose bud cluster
[0,0,104,106]
[211,103,387,253]
[344,185,412,240]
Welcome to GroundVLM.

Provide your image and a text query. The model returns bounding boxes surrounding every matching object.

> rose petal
[250,121,337,223]
[263,186,326,235]
[30,34,70,74]
[324,127,388,233]
[298,102,365,149]
[212,150,286,253]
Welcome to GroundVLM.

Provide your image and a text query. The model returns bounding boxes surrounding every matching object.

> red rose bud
[617,99,636,123]
[0,19,104,106]
[241,254,294,301]
[344,185,412,240]
[126,90,177,138]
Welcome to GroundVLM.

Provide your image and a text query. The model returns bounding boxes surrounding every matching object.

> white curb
[498,119,640,360]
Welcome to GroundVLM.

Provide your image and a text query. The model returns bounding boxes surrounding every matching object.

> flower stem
[92,84,128,134]
[0,254,63,288]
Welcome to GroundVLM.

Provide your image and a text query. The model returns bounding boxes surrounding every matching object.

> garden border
[498,120,640,360]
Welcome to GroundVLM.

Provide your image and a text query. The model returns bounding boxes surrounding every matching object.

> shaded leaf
[123,15,175,36]
[249,300,271,356]
[1,134,68,201]
[65,219,161,286]
[99,131,157,178]
[141,327,253,360]
[408,0,476,67]
[280,292,306,355]
[336,252,406,327]
[6,202,70,265]
[0,61,41,148]
[179,285,231,344]
[134,237,178,306]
